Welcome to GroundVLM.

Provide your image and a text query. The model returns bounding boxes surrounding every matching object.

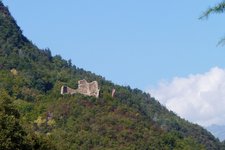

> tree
[0,90,31,149]
[0,90,55,150]
[200,1,225,19]
[200,1,225,45]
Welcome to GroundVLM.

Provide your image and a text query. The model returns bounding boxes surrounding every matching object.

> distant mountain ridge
[207,125,225,141]
[0,1,225,149]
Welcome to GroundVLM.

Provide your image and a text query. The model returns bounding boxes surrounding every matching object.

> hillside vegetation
[0,2,224,149]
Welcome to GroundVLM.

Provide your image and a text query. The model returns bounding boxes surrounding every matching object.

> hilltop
[0,2,224,149]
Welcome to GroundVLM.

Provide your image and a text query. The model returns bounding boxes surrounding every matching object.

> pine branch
[199,1,225,19]
[217,37,225,46]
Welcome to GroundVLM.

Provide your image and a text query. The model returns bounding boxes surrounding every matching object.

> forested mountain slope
[0,2,224,149]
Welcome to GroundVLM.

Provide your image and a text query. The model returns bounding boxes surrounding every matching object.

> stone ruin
[111,88,116,98]
[61,79,100,98]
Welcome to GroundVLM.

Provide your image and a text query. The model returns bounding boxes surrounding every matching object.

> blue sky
[3,0,225,90]
[3,0,225,130]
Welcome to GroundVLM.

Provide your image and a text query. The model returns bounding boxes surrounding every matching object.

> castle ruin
[61,79,100,98]
[111,88,116,98]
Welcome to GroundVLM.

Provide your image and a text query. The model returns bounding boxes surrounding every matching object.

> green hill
[0,2,224,149]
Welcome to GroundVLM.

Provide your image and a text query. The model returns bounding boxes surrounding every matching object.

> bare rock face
[61,79,100,98]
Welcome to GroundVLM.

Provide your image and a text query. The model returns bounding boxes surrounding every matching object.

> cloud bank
[149,67,225,127]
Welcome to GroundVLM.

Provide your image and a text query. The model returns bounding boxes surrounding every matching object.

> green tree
[0,90,55,150]
[0,90,31,149]
[200,1,225,19]
[200,1,225,45]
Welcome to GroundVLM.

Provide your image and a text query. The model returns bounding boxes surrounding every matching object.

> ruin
[61,79,100,98]
[60,86,77,95]
[111,88,116,98]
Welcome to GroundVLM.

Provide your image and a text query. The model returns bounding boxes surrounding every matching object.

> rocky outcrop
[61,79,100,98]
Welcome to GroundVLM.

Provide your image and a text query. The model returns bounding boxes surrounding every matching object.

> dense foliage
[0,90,55,150]
[0,1,225,149]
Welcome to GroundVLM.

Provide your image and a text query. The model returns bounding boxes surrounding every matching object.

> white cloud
[149,67,225,127]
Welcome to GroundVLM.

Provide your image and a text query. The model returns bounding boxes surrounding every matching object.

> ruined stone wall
[112,88,116,98]
[60,79,100,98]
[77,80,89,95]
[60,86,77,95]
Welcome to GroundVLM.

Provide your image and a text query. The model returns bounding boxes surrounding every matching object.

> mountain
[207,125,225,141]
[0,1,224,149]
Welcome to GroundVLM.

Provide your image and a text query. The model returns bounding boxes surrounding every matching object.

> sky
[3,0,225,128]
